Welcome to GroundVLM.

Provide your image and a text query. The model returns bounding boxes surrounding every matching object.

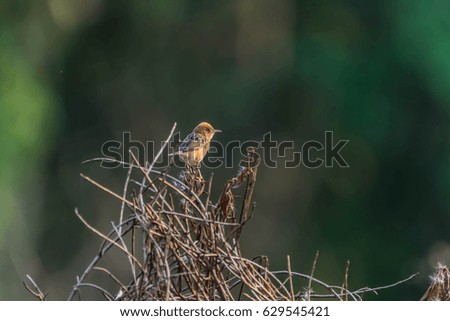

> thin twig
[271,270,342,301]
[307,250,320,301]
[75,210,143,270]
[354,273,419,296]
[23,275,47,301]
[67,217,135,300]
[80,174,134,207]
[93,267,127,292]
[77,283,114,300]
[119,155,134,236]
[287,255,295,300]
[141,122,177,195]
[341,260,350,301]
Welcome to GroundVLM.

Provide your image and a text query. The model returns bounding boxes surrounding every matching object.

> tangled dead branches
[421,263,450,301]
[25,123,417,301]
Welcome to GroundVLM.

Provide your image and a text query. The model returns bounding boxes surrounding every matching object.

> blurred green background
[1,0,449,300]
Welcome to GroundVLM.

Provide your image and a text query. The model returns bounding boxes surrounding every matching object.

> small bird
[172,122,221,167]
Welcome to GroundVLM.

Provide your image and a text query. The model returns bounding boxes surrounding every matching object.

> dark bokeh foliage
[1,0,449,300]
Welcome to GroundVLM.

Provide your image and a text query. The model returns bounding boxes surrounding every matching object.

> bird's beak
[214,129,222,133]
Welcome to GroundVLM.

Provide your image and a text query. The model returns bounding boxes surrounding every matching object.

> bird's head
[194,122,221,140]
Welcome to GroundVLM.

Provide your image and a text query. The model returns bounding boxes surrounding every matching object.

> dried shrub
[421,263,450,301]
[25,123,416,301]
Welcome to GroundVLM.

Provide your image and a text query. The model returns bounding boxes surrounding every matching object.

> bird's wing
[178,132,207,152]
